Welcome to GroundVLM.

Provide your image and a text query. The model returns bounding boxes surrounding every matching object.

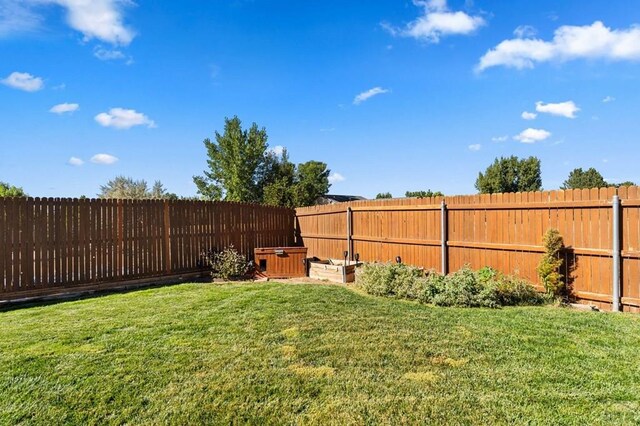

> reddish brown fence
[296,187,640,312]
[0,198,295,301]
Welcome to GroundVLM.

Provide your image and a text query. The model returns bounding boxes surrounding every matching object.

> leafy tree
[194,117,331,207]
[561,168,608,190]
[193,116,268,202]
[0,182,27,197]
[475,156,542,194]
[614,181,636,188]
[262,149,296,207]
[405,190,443,198]
[98,176,177,199]
[293,161,331,207]
[376,192,393,199]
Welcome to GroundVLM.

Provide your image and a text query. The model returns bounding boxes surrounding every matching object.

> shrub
[203,246,250,280]
[415,272,445,304]
[357,263,424,299]
[432,266,499,308]
[489,274,547,306]
[537,229,565,296]
[357,263,545,308]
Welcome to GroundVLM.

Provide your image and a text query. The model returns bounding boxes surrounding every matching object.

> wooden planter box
[308,259,361,283]
[254,247,308,278]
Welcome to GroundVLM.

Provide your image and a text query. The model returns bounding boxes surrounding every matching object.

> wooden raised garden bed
[308,259,362,283]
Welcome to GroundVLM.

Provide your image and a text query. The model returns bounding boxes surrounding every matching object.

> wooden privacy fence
[296,187,640,312]
[0,198,295,301]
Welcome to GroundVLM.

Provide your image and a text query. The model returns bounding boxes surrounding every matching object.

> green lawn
[2,283,640,425]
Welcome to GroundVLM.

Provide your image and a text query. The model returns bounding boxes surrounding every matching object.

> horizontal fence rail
[0,198,295,301]
[296,187,640,312]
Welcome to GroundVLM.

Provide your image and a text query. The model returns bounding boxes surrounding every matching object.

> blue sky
[1,0,639,198]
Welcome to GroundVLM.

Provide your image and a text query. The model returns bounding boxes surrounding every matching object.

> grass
[2,282,640,425]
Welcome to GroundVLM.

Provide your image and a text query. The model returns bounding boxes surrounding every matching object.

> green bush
[357,263,424,299]
[203,246,250,280]
[537,229,565,296]
[357,263,545,308]
[490,275,547,306]
[431,266,499,308]
[415,273,445,304]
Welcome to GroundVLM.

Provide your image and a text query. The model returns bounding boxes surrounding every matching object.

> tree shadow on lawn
[0,276,213,313]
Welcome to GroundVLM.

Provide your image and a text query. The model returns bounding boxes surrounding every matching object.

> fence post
[347,207,353,261]
[163,200,172,275]
[612,195,621,312]
[441,200,448,275]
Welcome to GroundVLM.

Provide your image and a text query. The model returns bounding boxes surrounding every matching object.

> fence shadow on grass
[562,247,578,301]
[0,275,213,313]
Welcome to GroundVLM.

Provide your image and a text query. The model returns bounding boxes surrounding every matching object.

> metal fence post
[441,200,448,275]
[347,207,353,261]
[612,195,621,312]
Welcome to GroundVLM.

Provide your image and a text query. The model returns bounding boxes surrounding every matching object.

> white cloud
[521,111,537,120]
[513,25,537,39]
[491,135,508,142]
[68,156,84,166]
[514,128,551,144]
[49,102,79,114]
[384,0,485,43]
[535,100,579,118]
[603,96,615,103]
[90,153,118,165]
[478,21,640,71]
[93,45,125,60]
[328,172,345,184]
[353,87,390,105]
[95,108,156,129]
[270,145,285,156]
[0,1,42,36]
[1,71,43,91]
[45,0,134,45]
[468,144,481,151]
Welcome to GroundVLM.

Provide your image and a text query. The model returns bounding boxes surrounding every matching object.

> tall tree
[561,168,608,190]
[261,154,330,207]
[193,116,268,202]
[98,176,176,199]
[262,149,296,207]
[0,182,27,197]
[376,192,393,199]
[294,161,331,207]
[475,156,542,194]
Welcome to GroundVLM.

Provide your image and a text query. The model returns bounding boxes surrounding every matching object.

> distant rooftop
[316,194,367,205]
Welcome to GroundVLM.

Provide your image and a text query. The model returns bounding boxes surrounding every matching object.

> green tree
[561,168,608,190]
[0,182,27,197]
[98,176,176,199]
[614,181,636,188]
[405,190,444,198]
[475,156,542,194]
[376,192,393,199]
[262,149,296,207]
[293,161,331,207]
[193,116,268,202]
